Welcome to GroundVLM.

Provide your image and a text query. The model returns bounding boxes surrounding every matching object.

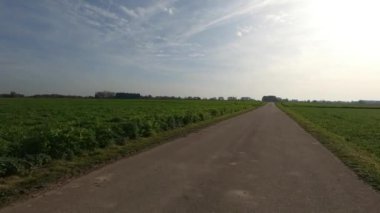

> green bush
[120,121,139,139]
[0,158,18,177]
[18,129,50,156]
[208,109,219,117]
[26,154,52,166]
[94,125,118,148]
[139,119,155,137]
[0,158,30,177]
[166,116,177,129]
[0,138,10,156]
[46,128,80,159]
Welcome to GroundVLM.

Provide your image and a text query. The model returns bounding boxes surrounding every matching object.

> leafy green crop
[281,102,380,156]
[0,98,262,177]
[279,102,380,189]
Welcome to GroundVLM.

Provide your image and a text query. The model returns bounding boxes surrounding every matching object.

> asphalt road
[3,103,380,213]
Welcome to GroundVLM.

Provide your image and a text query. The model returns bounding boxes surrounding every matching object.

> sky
[0,0,379,100]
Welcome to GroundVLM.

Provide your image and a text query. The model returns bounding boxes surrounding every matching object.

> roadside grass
[0,105,261,207]
[277,102,380,190]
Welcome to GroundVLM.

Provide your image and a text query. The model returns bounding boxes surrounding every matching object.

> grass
[277,102,380,190]
[0,98,263,206]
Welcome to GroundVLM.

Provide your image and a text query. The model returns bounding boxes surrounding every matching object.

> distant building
[183,96,201,100]
[358,100,380,105]
[95,91,115,99]
[218,97,225,101]
[240,97,252,101]
[115,93,141,99]
[227,97,237,101]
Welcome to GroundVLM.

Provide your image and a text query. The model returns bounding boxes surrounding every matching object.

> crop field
[0,98,262,178]
[279,102,380,189]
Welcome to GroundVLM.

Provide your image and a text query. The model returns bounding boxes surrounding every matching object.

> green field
[0,98,262,205]
[278,102,380,189]
[0,98,261,178]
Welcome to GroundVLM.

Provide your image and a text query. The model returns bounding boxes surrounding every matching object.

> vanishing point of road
[2,103,380,213]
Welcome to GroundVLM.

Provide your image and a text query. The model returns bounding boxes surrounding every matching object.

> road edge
[276,102,380,191]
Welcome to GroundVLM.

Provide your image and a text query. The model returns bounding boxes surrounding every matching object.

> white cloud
[81,3,119,20]
[120,1,176,19]
[120,6,138,18]
[189,53,205,57]
[155,53,171,57]
[4,0,379,100]
[236,25,252,37]
[266,12,289,24]
[164,7,175,15]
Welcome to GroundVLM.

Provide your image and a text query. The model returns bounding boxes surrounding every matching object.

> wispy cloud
[2,0,379,99]
[177,0,271,41]
[189,53,205,58]
[119,0,176,19]
[164,7,175,15]
[236,25,253,37]
[120,6,139,18]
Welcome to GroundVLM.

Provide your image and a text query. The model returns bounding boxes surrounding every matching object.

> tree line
[0,91,255,101]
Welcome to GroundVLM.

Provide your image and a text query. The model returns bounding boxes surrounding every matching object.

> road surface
[2,103,380,212]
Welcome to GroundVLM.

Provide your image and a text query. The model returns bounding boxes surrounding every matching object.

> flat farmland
[279,102,380,189]
[3,103,380,212]
[0,98,262,204]
[0,98,261,177]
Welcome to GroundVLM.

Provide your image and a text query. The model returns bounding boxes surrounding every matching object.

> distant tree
[142,95,153,99]
[115,93,141,99]
[154,96,181,100]
[218,97,224,101]
[227,97,237,101]
[262,96,280,102]
[0,91,24,98]
[31,94,82,98]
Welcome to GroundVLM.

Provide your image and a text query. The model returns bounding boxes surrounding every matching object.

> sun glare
[308,0,380,56]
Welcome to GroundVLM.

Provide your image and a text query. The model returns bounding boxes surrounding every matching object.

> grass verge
[277,103,380,190]
[0,105,261,207]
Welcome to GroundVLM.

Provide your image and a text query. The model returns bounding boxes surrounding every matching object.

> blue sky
[0,0,379,100]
